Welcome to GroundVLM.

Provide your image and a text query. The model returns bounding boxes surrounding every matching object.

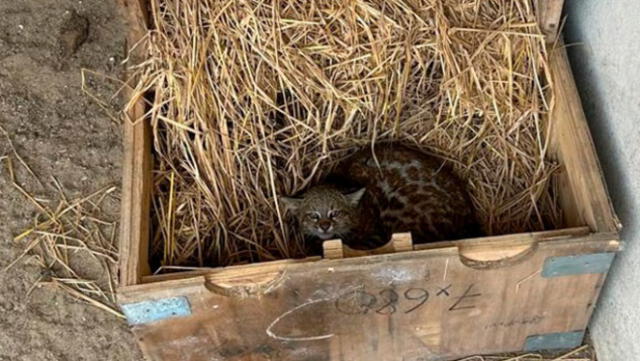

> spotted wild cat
[280,145,481,250]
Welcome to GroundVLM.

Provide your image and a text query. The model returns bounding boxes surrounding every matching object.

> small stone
[58,10,90,59]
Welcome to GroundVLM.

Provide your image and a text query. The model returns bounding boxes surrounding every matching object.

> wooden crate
[115,1,621,360]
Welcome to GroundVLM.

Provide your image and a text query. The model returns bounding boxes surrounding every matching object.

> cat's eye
[328,210,341,218]
[306,212,320,221]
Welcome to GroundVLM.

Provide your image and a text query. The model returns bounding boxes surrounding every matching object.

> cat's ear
[279,196,302,213]
[345,188,366,206]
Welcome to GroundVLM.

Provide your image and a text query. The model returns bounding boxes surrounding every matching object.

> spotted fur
[281,145,481,250]
[343,145,480,245]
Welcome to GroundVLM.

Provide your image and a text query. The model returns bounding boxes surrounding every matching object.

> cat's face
[280,187,365,240]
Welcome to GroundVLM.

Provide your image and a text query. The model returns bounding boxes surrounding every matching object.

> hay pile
[128,0,561,267]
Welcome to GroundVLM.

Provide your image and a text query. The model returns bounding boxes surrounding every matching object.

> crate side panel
[549,44,620,233]
[535,0,565,42]
[117,0,153,286]
[123,234,617,361]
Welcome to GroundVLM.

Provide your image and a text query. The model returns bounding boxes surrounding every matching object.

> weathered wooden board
[535,0,565,42]
[116,0,153,287]
[548,44,621,234]
[119,232,618,361]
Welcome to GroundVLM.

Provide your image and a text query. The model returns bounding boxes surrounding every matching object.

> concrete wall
[563,1,640,359]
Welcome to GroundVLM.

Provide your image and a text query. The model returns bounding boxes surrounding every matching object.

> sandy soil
[0,0,143,360]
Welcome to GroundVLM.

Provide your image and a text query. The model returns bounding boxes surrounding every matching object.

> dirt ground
[0,0,143,360]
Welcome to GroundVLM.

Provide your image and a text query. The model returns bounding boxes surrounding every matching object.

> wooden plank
[416,227,590,251]
[116,0,149,46]
[141,258,321,284]
[548,44,621,234]
[535,0,565,42]
[140,228,591,284]
[323,232,413,259]
[119,107,152,286]
[117,0,152,286]
[118,233,618,361]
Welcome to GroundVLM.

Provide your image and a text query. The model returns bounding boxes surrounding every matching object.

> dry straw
[128,0,561,267]
[7,181,122,318]
[454,345,595,360]
[1,132,122,317]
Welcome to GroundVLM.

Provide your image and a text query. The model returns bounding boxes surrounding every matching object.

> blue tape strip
[542,252,615,278]
[121,296,191,325]
[524,331,585,352]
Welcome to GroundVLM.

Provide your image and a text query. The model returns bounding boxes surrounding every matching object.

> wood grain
[116,0,152,286]
[323,233,413,259]
[119,233,618,361]
[548,44,621,234]
[535,0,565,42]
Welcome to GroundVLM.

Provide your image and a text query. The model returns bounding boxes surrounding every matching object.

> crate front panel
[120,234,616,361]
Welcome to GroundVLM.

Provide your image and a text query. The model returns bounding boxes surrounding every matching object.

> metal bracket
[121,296,191,325]
[524,330,585,352]
[542,252,615,278]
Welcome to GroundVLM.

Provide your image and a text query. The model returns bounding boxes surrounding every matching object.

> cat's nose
[318,219,332,231]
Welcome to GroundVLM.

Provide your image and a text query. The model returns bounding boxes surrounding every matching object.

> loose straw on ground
[455,345,594,361]
[129,0,561,267]
[2,155,122,318]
